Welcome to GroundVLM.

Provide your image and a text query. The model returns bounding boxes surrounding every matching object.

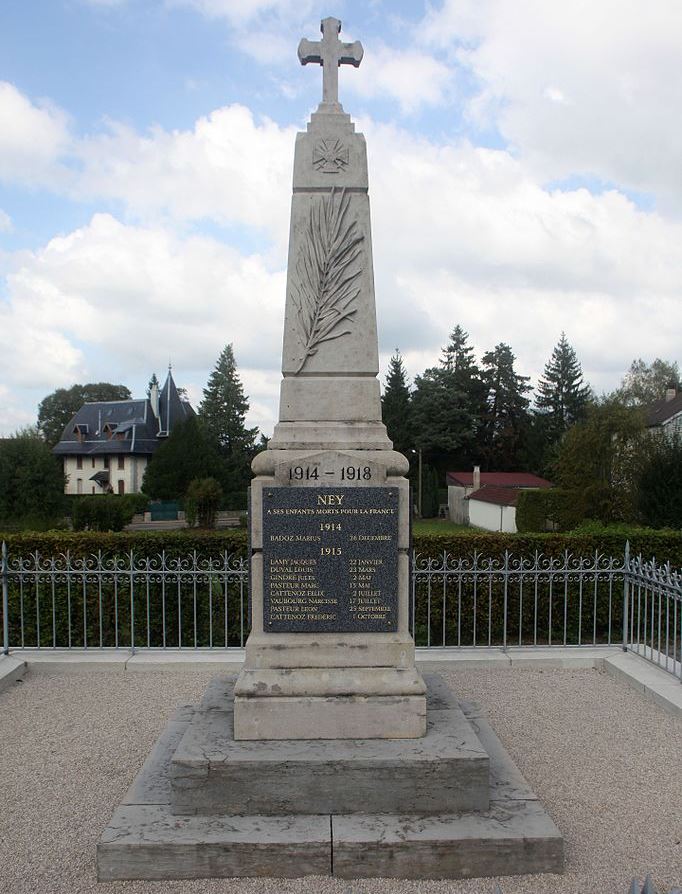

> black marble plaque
[262,486,399,633]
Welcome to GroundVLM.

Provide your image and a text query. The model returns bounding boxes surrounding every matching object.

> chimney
[665,382,677,402]
[150,381,160,419]
[473,465,481,491]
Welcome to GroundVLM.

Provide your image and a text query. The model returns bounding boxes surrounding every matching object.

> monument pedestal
[237,447,426,741]
[97,674,564,881]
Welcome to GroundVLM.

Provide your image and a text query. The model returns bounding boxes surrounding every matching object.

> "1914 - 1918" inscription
[262,487,399,633]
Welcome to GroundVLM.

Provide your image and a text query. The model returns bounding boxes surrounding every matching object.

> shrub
[185,478,223,528]
[71,495,147,532]
[516,488,583,532]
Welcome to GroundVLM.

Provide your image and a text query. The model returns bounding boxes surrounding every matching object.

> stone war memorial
[97,17,564,882]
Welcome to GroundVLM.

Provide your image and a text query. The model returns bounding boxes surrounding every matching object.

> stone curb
[0,654,26,692]
[603,651,682,720]
[7,646,681,719]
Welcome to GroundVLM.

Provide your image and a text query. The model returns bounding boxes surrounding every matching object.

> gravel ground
[1,664,680,894]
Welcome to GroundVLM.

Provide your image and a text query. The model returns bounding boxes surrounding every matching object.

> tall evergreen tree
[411,325,483,467]
[199,344,258,497]
[480,343,532,470]
[535,333,592,440]
[381,349,413,455]
[200,345,258,455]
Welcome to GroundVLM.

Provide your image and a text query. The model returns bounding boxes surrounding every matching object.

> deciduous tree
[38,383,132,447]
[0,427,65,523]
[555,399,648,523]
[142,417,223,501]
[615,358,680,406]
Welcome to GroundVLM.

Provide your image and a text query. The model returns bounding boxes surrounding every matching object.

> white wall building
[53,369,193,495]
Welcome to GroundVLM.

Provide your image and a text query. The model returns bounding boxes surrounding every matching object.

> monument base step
[97,801,562,882]
[96,676,564,881]
[171,675,486,814]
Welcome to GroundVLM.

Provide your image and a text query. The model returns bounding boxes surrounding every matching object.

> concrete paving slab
[97,806,331,880]
[0,654,26,691]
[331,801,563,879]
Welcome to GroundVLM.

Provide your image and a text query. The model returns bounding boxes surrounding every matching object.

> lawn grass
[412,518,472,534]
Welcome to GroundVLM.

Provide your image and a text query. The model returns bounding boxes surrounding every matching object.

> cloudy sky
[1,0,681,436]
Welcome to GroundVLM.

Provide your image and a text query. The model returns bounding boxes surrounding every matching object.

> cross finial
[298,17,363,107]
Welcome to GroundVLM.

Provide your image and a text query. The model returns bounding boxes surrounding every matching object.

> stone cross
[298,16,363,105]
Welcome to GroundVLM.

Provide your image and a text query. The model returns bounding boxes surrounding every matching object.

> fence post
[129,549,135,656]
[502,549,509,652]
[2,541,9,656]
[622,539,630,653]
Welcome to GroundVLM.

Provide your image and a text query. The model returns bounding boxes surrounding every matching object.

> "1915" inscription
[262,487,398,633]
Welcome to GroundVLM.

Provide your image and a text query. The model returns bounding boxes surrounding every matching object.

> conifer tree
[535,333,592,440]
[199,345,258,500]
[411,325,483,465]
[480,343,532,470]
[200,345,258,456]
[381,349,413,455]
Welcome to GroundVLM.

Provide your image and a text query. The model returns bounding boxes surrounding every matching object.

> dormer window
[73,423,89,443]
[103,423,118,440]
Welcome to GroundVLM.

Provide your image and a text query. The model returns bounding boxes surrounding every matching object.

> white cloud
[0,82,71,187]
[74,105,296,249]
[347,44,452,113]
[0,210,12,232]
[169,0,313,27]
[0,215,285,434]
[419,0,682,205]
[362,121,682,392]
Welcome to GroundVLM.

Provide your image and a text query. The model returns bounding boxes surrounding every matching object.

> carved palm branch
[290,187,364,373]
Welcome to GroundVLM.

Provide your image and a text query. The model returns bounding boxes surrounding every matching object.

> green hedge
[0,529,248,558]
[2,527,681,564]
[3,528,680,649]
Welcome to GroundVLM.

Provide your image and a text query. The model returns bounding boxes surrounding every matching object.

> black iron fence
[1,542,680,682]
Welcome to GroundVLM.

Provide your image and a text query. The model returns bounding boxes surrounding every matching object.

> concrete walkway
[2,644,680,719]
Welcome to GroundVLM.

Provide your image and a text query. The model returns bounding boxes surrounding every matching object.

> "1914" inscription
[262,487,399,633]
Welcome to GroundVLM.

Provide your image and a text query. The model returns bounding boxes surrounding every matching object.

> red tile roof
[466,485,521,507]
[447,471,552,488]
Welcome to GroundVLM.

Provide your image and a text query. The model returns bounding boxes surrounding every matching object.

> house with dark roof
[53,369,194,495]
[447,467,552,531]
[644,385,682,439]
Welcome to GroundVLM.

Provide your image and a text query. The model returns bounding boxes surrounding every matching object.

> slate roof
[645,392,682,427]
[53,371,195,458]
[466,486,521,507]
[158,368,193,434]
[447,471,552,489]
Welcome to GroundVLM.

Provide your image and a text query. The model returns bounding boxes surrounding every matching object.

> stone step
[97,674,564,881]
[170,674,489,816]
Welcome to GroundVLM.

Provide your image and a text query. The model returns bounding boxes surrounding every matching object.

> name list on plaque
[262,486,399,633]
